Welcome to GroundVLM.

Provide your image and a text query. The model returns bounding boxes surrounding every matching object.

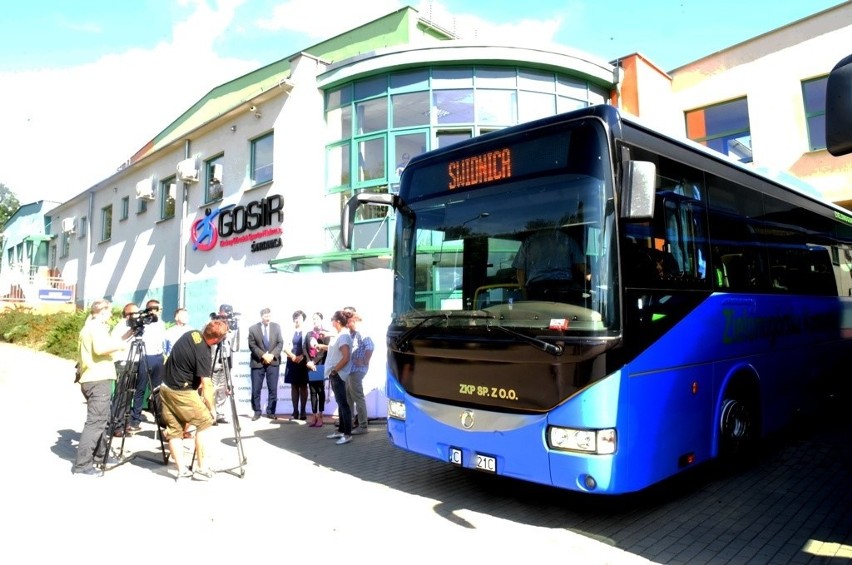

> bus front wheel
[719,394,757,459]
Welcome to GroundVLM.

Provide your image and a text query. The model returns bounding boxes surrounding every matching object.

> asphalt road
[2,343,848,564]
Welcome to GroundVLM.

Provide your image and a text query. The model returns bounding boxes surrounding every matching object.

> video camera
[210,303,240,332]
[126,307,159,335]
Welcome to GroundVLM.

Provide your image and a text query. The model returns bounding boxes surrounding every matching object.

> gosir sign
[191,195,283,252]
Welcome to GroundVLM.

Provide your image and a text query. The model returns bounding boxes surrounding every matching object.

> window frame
[160,176,177,220]
[802,76,828,151]
[60,232,70,258]
[120,196,130,221]
[205,154,225,204]
[100,205,113,242]
[251,132,274,186]
[685,97,752,163]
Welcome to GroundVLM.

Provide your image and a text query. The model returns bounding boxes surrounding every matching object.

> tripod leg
[149,386,170,465]
[217,344,246,478]
[102,362,135,468]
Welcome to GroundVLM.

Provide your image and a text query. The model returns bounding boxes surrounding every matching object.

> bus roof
[402,104,850,220]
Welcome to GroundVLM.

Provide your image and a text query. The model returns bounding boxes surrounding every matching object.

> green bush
[0,307,88,361]
[44,310,89,359]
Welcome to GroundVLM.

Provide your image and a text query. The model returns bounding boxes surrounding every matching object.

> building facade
[40,7,617,326]
[3,3,851,323]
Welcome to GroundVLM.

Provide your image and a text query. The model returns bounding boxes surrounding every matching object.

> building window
[324,66,608,246]
[100,205,112,242]
[160,176,176,220]
[325,66,605,190]
[60,232,70,258]
[205,155,224,203]
[251,133,274,185]
[326,142,351,189]
[802,76,828,151]
[357,136,386,183]
[78,216,88,239]
[685,98,752,163]
[137,198,148,214]
[120,196,130,221]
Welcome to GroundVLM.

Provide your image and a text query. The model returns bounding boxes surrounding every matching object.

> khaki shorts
[159,385,214,441]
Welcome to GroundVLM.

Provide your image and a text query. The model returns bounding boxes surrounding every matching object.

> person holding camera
[109,303,139,437]
[159,319,229,481]
[74,299,133,476]
[211,304,237,424]
[127,299,166,432]
[247,307,284,421]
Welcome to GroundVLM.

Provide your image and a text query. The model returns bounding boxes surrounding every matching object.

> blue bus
[343,102,852,494]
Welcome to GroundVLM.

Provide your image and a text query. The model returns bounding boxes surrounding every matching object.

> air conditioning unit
[176,157,199,183]
[211,163,224,184]
[136,177,155,200]
[61,217,76,233]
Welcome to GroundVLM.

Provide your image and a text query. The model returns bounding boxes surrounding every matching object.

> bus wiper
[395,311,494,352]
[487,323,564,356]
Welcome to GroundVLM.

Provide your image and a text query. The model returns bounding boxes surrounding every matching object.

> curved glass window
[326,65,609,237]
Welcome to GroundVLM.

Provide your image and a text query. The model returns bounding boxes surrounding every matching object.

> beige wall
[666,3,852,205]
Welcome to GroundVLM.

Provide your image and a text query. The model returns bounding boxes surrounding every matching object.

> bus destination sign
[448,148,512,190]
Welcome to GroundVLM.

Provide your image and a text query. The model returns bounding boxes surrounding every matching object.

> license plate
[475,453,496,473]
[449,448,496,473]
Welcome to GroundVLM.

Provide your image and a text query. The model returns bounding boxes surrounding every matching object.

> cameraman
[128,299,167,432]
[110,303,139,437]
[211,304,236,424]
[159,319,229,481]
[74,299,132,475]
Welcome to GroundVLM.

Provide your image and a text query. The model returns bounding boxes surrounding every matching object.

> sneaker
[73,467,101,477]
[215,416,229,425]
[175,469,193,482]
[326,431,344,439]
[336,435,352,445]
[126,424,142,433]
[192,469,214,481]
[350,427,368,435]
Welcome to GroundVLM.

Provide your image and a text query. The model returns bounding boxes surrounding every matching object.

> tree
[0,183,21,251]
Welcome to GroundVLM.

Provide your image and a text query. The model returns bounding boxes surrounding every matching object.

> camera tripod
[101,335,168,472]
[212,339,247,478]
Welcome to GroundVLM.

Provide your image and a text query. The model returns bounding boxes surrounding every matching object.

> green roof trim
[269,248,391,272]
[131,7,454,164]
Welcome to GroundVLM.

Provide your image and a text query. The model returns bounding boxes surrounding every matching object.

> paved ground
[1,342,849,563]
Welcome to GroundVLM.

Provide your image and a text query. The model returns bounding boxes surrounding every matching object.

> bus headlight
[548,426,616,455]
[387,399,406,420]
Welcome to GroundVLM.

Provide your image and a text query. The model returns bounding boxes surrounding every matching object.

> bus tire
[718,383,759,461]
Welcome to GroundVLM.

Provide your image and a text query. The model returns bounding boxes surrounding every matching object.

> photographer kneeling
[158,319,229,481]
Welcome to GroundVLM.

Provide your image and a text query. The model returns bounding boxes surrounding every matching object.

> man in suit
[247,307,284,420]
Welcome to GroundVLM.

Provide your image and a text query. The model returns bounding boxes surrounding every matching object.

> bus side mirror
[621,160,656,220]
[341,192,397,249]
[826,53,852,157]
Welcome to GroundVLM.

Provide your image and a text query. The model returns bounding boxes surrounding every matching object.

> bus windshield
[392,121,617,337]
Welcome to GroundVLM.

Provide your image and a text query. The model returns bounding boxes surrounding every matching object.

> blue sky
[0,0,845,203]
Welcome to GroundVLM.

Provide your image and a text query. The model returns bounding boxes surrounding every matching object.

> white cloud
[0,0,257,204]
[257,0,403,38]
[255,0,564,45]
[0,0,570,205]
